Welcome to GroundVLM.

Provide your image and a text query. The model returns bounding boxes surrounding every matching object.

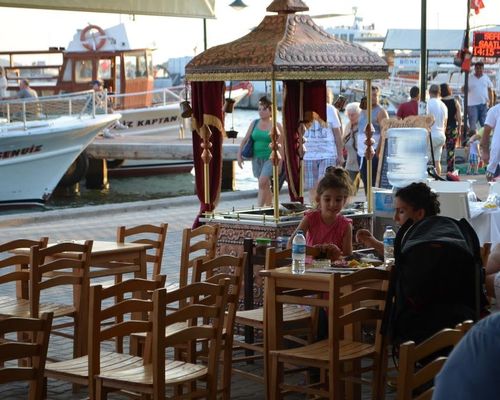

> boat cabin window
[98,59,112,81]
[147,54,153,78]
[75,60,93,83]
[124,54,148,79]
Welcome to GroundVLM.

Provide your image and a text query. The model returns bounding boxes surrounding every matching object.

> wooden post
[271,77,281,221]
[365,79,374,213]
[85,158,108,190]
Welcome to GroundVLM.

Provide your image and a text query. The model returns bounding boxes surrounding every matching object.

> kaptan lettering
[0,145,42,159]
[122,115,178,128]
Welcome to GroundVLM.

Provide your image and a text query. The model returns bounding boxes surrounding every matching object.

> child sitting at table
[290,166,355,260]
[356,182,440,255]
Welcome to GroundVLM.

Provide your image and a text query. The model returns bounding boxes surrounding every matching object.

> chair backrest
[330,268,391,382]
[0,238,48,300]
[179,224,219,289]
[29,240,93,319]
[193,253,246,340]
[265,246,321,270]
[0,312,53,400]
[396,321,473,400]
[117,223,168,278]
[152,280,229,399]
[88,275,165,398]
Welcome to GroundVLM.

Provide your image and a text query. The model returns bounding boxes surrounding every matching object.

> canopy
[0,0,216,18]
[186,0,388,225]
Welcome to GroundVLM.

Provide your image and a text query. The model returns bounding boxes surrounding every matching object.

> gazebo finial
[266,0,309,14]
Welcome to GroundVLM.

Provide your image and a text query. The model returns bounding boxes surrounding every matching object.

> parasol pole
[366,79,373,213]
[271,76,280,221]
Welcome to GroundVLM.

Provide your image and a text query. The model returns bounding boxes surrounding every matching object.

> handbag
[241,119,258,159]
[241,136,254,159]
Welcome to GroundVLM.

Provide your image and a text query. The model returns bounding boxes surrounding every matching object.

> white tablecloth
[470,203,500,245]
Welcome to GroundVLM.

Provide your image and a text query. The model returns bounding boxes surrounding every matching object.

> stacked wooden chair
[94,279,230,399]
[396,321,473,400]
[192,254,246,399]
[44,276,165,399]
[0,313,53,400]
[0,239,92,361]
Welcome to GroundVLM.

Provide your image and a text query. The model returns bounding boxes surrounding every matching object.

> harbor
[0,0,499,399]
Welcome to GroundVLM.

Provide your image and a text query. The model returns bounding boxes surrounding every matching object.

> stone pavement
[0,174,491,399]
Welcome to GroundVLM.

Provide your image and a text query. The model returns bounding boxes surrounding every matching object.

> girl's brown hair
[317,167,356,198]
[259,96,272,109]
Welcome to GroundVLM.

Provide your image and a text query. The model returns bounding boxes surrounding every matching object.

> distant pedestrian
[396,86,419,119]
[342,102,361,186]
[17,79,38,99]
[427,84,448,176]
[480,103,500,181]
[440,83,462,173]
[466,61,494,133]
[357,85,388,194]
[466,132,480,175]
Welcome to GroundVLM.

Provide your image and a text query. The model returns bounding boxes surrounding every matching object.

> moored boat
[0,91,120,204]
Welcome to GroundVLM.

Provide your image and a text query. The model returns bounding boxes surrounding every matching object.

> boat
[0,91,120,205]
[0,23,253,138]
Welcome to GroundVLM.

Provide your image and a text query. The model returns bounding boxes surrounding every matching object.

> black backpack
[382,215,489,346]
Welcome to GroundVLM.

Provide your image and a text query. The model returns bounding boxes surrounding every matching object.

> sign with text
[473,31,500,58]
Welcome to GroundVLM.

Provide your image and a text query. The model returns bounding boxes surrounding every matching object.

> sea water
[42,109,272,210]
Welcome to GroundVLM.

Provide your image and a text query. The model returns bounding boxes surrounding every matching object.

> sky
[0,0,498,64]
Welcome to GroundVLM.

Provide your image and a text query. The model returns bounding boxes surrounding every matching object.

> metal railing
[0,90,98,130]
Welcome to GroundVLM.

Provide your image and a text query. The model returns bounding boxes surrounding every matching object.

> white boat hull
[0,114,119,204]
[116,103,183,137]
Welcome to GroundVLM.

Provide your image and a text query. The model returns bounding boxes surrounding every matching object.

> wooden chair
[94,280,230,400]
[232,246,320,383]
[0,238,48,307]
[0,312,53,400]
[193,254,246,400]
[396,321,473,400]
[0,240,92,361]
[269,267,390,400]
[44,276,165,400]
[173,224,219,296]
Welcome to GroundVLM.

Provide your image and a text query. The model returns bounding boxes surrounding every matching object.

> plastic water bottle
[292,230,306,274]
[386,128,428,188]
[383,226,396,267]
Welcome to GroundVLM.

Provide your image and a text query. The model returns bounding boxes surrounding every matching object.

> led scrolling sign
[473,31,500,58]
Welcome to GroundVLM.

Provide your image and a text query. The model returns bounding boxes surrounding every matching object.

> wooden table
[260,266,332,399]
[14,240,152,355]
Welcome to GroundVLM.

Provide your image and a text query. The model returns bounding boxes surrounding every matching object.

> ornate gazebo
[186,0,388,225]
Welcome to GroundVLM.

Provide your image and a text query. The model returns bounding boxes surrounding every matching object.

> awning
[0,0,216,18]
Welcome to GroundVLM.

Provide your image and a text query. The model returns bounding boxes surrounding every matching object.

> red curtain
[283,80,326,202]
[191,81,225,227]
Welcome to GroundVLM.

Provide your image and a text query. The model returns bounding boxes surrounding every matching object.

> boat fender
[80,25,106,51]
[58,153,89,187]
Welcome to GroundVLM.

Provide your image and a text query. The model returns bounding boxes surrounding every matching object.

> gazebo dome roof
[186,0,388,81]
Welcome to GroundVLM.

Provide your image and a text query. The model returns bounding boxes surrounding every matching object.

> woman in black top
[440,83,462,173]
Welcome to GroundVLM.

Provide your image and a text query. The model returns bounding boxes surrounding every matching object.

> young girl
[356,182,440,255]
[290,167,355,260]
[466,133,480,175]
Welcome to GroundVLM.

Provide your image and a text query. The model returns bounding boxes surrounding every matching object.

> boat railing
[109,87,182,111]
[0,90,99,130]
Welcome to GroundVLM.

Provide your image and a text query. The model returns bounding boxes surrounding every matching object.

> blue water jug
[386,128,428,188]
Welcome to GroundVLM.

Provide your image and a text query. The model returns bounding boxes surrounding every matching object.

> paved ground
[0,174,492,399]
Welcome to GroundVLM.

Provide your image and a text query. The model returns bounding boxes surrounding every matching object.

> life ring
[80,25,106,51]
